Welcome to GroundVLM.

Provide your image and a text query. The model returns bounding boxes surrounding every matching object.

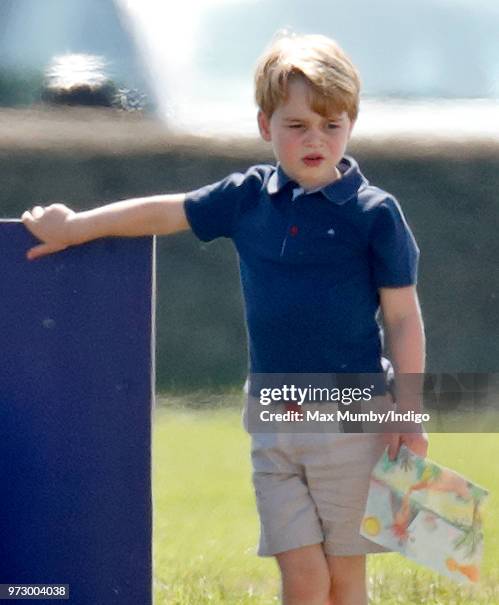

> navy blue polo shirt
[184,156,419,375]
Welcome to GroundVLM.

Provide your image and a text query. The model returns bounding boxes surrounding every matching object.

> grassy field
[152,394,499,604]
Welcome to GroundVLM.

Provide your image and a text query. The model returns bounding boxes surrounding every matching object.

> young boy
[23,33,427,605]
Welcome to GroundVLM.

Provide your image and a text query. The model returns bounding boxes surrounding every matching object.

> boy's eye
[288,124,303,129]
[327,123,339,129]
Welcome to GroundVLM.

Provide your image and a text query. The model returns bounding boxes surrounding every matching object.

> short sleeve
[184,172,248,242]
[369,197,420,287]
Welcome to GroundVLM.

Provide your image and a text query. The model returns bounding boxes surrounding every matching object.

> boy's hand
[383,428,429,460]
[22,204,76,260]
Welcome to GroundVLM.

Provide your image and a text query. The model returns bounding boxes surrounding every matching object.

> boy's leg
[275,544,331,605]
[274,547,368,605]
[327,555,367,605]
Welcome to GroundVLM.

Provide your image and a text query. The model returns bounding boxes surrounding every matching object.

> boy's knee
[283,571,330,605]
[276,545,331,604]
[328,555,367,604]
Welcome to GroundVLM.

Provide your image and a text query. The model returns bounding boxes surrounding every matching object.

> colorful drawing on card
[360,445,488,584]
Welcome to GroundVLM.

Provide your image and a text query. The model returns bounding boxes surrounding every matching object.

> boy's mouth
[302,154,324,167]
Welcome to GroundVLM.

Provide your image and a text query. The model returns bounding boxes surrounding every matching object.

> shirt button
[289,225,299,236]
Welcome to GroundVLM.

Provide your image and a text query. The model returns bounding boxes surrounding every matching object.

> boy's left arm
[379,285,429,459]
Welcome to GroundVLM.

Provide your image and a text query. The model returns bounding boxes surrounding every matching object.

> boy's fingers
[402,433,429,458]
[26,243,65,260]
[21,210,39,234]
[21,210,33,224]
[385,433,400,460]
[22,209,51,242]
[31,206,45,219]
[22,209,68,259]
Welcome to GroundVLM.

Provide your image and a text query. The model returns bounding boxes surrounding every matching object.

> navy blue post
[0,222,155,604]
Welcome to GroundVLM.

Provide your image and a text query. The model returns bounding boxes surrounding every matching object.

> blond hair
[254,33,361,121]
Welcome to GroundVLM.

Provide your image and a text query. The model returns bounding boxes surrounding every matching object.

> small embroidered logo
[327,228,335,236]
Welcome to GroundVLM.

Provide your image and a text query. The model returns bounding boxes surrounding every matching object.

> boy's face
[258,78,354,190]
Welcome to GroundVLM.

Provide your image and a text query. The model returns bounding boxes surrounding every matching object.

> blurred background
[1,0,498,389]
[2,0,499,135]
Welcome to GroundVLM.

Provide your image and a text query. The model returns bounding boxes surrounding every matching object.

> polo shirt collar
[266,163,293,195]
[266,156,368,205]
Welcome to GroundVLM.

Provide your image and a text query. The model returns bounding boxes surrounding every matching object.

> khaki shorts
[243,397,392,557]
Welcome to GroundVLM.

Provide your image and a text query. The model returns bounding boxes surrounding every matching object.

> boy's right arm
[21,193,189,260]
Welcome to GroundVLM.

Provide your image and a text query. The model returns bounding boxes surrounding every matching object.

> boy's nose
[303,128,323,146]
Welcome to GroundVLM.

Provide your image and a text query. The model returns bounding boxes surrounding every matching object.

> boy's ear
[257,110,272,142]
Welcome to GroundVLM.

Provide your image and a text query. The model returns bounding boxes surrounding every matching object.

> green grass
[152,395,499,604]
